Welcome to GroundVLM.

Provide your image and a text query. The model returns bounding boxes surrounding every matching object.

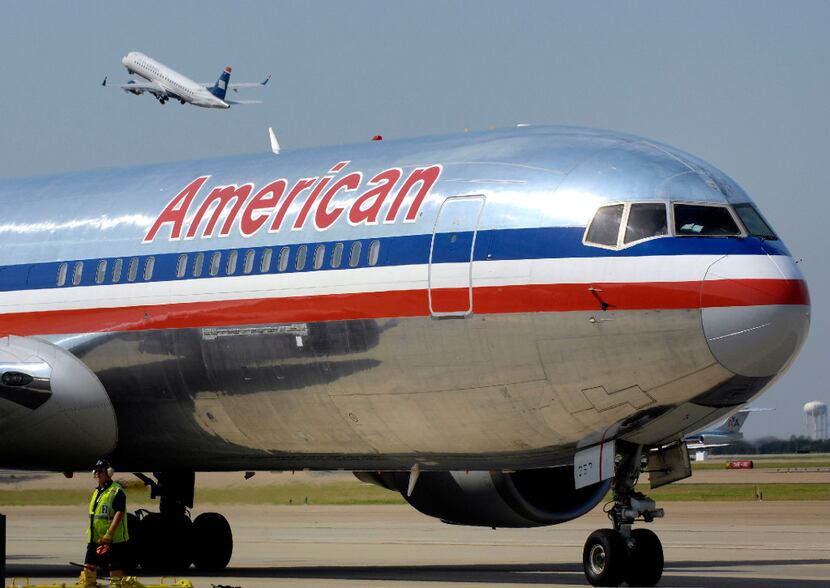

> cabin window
[674,204,741,236]
[143,257,155,281]
[624,203,668,244]
[733,203,777,240]
[226,250,238,275]
[176,254,187,278]
[71,261,84,286]
[209,252,221,276]
[313,244,325,270]
[127,257,139,282]
[260,248,272,272]
[112,258,123,283]
[57,262,68,286]
[585,204,624,247]
[95,260,107,284]
[278,247,289,272]
[295,245,307,270]
[331,242,344,268]
[349,241,362,267]
[368,240,380,266]
[243,249,255,274]
[192,252,204,277]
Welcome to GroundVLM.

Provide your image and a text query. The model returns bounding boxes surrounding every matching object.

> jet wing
[225,99,262,105]
[103,77,167,96]
[687,442,731,450]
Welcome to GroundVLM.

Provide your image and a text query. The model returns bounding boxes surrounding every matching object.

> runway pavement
[3,502,829,587]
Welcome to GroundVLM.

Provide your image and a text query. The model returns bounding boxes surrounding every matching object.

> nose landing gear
[582,444,668,587]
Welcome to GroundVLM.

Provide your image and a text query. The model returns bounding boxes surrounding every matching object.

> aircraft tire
[138,512,193,571]
[583,529,629,587]
[191,512,233,571]
[624,528,663,587]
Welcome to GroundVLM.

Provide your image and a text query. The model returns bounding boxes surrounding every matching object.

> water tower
[803,401,828,440]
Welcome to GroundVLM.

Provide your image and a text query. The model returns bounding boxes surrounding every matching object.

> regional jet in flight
[0,125,810,586]
[102,51,269,108]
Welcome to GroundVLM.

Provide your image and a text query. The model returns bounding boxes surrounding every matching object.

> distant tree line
[709,436,830,455]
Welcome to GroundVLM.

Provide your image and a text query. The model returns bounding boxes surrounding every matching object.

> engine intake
[359,467,611,528]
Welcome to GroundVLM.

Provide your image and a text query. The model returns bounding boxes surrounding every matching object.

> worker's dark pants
[84,542,127,571]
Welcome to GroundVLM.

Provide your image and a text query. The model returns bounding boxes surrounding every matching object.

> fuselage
[0,126,810,471]
[121,51,229,109]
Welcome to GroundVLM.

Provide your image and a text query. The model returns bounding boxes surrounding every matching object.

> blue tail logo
[210,67,232,100]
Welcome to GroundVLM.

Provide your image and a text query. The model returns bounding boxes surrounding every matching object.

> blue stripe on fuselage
[0,227,786,293]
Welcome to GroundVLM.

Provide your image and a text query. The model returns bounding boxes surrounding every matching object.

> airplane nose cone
[701,255,810,377]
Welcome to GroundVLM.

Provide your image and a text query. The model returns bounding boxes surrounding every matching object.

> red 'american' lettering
[143,162,442,243]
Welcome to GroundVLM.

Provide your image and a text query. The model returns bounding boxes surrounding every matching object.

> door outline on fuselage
[428,195,486,318]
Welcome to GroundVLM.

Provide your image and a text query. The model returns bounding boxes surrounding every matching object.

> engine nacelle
[358,467,611,528]
[0,336,116,469]
[125,80,142,95]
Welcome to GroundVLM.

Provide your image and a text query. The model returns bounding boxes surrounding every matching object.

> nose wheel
[582,444,665,587]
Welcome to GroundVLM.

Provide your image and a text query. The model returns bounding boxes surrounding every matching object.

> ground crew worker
[79,459,129,587]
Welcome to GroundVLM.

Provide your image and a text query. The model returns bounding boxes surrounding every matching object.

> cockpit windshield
[624,203,668,244]
[733,203,778,240]
[673,204,741,236]
[585,204,624,247]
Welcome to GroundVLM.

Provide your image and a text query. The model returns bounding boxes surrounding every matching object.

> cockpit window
[733,203,777,240]
[585,204,624,247]
[624,203,668,244]
[673,204,741,236]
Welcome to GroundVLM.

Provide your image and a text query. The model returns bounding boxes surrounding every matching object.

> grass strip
[0,482,826,506]
[196,482,406,505]
[691,460,830,471]
[639,483,830,501]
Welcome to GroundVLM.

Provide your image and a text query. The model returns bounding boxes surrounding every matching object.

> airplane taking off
[103,51,269,108]
[0,126,810,586]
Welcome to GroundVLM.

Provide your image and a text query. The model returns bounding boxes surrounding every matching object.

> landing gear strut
[582,443,665,587]
[128,472,233,572]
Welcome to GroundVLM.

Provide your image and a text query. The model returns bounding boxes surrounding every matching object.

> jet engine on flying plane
[357,467,611,527]
[125,80,143,95]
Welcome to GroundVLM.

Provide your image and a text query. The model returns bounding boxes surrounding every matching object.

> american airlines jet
[0,126,809,586]
[102,51,269,108]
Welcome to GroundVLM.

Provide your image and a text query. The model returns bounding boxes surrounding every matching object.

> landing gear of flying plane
[582,445,665,587]
[128,472,233,572]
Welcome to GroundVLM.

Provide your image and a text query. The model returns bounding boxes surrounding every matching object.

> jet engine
[357,467,611,528]
[125,80,143,95]
[0,335,117,469]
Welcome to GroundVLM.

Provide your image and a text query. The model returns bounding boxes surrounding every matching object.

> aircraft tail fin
[210,66,232,100]
[716,410,751,434]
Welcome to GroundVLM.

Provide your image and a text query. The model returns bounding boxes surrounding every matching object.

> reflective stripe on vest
[87,482,129,543]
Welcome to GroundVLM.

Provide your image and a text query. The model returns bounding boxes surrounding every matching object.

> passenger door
[428,195,485,317]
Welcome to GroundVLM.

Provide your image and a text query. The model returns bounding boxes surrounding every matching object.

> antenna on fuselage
[268,127,280,155]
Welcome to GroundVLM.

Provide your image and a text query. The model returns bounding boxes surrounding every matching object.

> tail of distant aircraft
[714,410,751,434]
[209,67,232,100]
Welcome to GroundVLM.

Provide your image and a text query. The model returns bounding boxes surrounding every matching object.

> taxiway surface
[4,502,829,587]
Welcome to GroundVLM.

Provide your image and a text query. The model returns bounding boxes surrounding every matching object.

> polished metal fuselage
[0,126,809,471]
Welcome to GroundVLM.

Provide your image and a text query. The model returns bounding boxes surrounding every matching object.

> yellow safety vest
[87,482,129,543]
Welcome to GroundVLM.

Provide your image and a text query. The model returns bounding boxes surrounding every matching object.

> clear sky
[2,1,827,440]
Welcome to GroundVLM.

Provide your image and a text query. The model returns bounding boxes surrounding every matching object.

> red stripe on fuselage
[0,279,809,337]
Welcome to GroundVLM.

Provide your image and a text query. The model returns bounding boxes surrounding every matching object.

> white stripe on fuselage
[0,255,797,316]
